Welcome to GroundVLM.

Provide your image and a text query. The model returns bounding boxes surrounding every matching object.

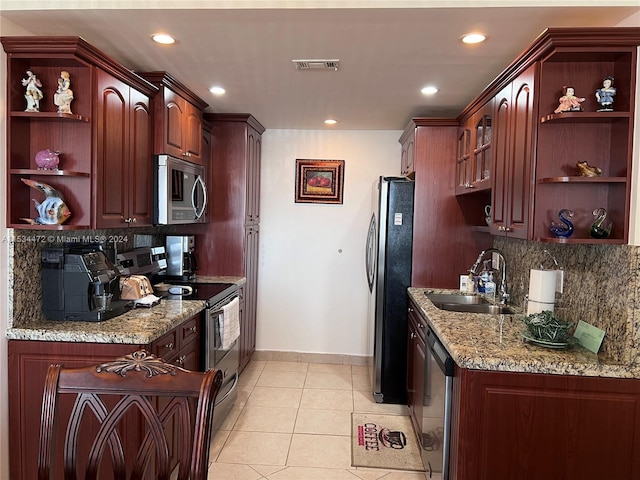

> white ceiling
[1,3,639,130]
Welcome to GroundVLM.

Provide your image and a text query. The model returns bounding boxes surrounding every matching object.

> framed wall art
[295,159,345,204]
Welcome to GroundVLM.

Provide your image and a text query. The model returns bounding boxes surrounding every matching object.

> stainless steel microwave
[154,155,207,225]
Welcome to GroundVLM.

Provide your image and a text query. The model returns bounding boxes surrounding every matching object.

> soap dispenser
[478,261,489,293]
[485,271,496,298]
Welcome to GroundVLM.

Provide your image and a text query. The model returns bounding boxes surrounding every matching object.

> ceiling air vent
[293,59,340,71]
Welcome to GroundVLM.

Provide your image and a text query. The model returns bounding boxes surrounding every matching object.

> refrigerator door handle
[365,213,377,292]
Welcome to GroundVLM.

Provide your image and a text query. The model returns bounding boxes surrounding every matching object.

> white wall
[257,129,400,358]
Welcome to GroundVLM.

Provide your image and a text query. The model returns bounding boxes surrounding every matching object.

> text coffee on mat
[351,413,424,471]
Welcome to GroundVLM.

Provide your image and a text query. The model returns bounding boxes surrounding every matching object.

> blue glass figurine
[550,209,574,238]
[590,208,612,239]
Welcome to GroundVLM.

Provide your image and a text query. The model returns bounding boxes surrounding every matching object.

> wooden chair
[38,349,223,480]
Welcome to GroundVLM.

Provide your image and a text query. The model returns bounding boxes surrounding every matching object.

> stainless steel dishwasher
[422,324,455,479]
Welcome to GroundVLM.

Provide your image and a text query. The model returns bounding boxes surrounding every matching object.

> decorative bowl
[521,311,574,343]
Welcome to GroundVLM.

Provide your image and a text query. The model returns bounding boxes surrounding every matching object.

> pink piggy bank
[35,149,60,170]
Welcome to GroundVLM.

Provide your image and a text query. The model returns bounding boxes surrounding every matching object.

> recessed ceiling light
[462,33,486,44]
[324,119,337,125]
[151,34,176,45]
[421,86,438,95]
[209,86,226,95]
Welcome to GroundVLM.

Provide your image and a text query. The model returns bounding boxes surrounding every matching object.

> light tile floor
[208,360,440,480]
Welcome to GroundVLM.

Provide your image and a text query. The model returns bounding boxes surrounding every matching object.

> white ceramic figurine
[21,69,43,112]
[54,70,74,114]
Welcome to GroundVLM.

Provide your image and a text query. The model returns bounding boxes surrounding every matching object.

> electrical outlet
[556,269,564,294]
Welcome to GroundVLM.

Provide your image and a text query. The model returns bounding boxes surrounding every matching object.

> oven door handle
[215,372,238,406]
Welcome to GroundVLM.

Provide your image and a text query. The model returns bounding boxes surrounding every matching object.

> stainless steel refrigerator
[366,176,414,404]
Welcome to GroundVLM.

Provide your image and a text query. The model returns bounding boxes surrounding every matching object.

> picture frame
[295,159,345,204]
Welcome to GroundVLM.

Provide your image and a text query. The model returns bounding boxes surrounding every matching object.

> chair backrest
[38,349,223,480]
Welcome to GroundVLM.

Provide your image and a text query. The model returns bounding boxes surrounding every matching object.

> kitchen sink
[425,293,490,305]
[425,292,515,315]
[436,303,516,315]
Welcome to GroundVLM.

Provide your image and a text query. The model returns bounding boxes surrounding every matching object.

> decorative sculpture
[53,70,74,114]
[576,161,602,177]
[19,178,71,225]
[34,149,60,170]
[21,69,43,112]
[550,209,574,238]
[554,86,585,114]
[590,208,612,239]
[595,76,616,112]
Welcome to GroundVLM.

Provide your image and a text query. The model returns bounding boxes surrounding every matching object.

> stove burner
[161,282,237,305]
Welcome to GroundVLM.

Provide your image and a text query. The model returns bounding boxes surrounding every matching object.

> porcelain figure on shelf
[576,161,602,177]
[595,76,616,112]
[34,149,60,170]
[53,71,74,114]
[550,209,574,238]
[19,178,71,225]
[554,86,585,114]
[590,208,612,239]
[21,69,43,112]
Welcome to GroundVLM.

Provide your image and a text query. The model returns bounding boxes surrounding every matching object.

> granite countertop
[6,299,206,344]
[408,287,640,379]
[6,276,245,344]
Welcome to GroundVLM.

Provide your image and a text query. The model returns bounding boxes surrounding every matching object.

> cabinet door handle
[418,323,424,329]
[189,326,197,333]
[408,307,414,313]
[410,332,417,339]
[164,342,174,349]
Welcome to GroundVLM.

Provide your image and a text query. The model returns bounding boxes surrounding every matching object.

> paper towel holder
[539,249,559,270]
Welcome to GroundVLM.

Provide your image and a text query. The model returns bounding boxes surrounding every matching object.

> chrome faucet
[469,248,509,305]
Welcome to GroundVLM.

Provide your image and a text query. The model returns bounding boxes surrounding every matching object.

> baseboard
[251,350,373,367]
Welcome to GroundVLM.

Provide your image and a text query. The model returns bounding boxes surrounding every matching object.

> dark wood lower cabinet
[8,341,143,480]
[406,299,426,441]
[450,368,640,479]
[8,315,202,480]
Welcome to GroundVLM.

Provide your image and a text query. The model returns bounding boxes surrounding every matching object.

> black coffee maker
[41,244,133,321]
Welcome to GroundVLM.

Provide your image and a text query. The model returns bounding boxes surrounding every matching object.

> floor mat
[351,413,425,471]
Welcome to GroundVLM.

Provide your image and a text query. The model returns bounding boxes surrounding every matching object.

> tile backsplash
[8,227,172,328]
[495,237,638,364]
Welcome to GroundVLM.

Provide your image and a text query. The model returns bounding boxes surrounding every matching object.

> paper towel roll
[527,299,555,315]
[528,269,556,304]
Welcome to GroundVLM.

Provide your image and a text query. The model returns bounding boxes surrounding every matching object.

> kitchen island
[408,287,640,479]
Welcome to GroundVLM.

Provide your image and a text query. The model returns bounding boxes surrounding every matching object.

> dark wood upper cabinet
[456,98,493,195]
[399,125,415,175]
[138,71,208,165]
[1,36,158,229]
[490,66,536,239]
[402,118,490,289]
[95,69,153,227]
[458,27,640,244]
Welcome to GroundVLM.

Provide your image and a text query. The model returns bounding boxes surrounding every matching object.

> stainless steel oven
[162,282,239,431]
[423,325,455,479]
[203,286,240,431]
